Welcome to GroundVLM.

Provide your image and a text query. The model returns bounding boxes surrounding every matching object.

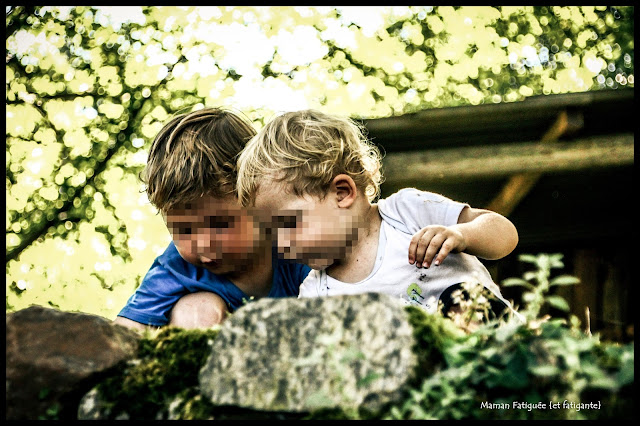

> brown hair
[236,109,383,206]
[143,107,256,213]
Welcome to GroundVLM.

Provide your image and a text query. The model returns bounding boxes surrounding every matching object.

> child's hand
[409,225,467,268]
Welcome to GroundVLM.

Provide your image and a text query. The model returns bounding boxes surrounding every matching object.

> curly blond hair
[236,109,383,207]
[143,107,256,213]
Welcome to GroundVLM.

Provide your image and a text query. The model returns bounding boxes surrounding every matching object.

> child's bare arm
[113,316,153,333]
[409,206,518,268]
[453,206,518,260]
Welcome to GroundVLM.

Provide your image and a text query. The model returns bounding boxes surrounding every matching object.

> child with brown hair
[236,109,520,321]
[114,107,310,331]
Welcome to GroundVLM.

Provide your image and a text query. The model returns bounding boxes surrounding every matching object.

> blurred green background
[6,6,634,319]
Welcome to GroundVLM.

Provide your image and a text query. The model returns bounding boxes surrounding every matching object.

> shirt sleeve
[298,269,322,298]
[270,261,312,298]
[377,188,468,234]
[116,259,188,326]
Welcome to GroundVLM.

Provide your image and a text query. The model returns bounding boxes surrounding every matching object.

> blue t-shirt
[117,241,311,326]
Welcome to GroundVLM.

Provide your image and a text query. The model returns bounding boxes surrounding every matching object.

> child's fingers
[422,233,446,268]
[408,228,426,264]
[433,237,456,266]
[410,228,434,265]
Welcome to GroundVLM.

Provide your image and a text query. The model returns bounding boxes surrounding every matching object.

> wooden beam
[363,89,634,145]
[485,174,538,217]
[381,132,634,186]
[485,110,584,216]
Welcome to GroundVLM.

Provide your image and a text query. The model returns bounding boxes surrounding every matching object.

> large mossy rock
[198,293,429,416]
[77,326,221,420]
[76,293,454,420]
[6,305,141,420]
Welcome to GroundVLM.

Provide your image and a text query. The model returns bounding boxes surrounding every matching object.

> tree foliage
[5,6,634,318]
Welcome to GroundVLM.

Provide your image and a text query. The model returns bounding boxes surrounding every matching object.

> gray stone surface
[199,293,418,414]
[76,386,114,420]
[6,305,141,420]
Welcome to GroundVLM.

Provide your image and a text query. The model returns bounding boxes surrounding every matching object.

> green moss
[167,387,217,420]
[94,326,219,420]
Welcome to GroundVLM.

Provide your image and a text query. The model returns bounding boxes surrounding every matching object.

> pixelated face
[165,195,265,275]
[254,180,357,270]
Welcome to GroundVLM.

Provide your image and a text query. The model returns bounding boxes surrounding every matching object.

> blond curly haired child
[237,109,519,320]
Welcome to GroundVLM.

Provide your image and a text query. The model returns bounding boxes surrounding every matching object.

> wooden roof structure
[363,88,634,249]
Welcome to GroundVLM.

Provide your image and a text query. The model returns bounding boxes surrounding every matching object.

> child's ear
[332,174,357,208]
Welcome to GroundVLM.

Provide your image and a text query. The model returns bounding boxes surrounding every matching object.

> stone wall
[5,293,634,420]
[6,294,452,420]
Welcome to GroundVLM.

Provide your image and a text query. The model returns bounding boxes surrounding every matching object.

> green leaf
[494,320,521,343]
[548,253,565,268]
[38,388,51,400]
[549,275,580,287]
[45,403,60,417]
[546,295,570,312]
[496,354,529,389]
[486,365,503,376]
[589,375,620,391]
[501,278,534,289]
[549,259,565,269]
[548,253,563,260]
[530,364,559,377]
[518,254,539,264]
[480,346,498,359]
[616,350,635,387]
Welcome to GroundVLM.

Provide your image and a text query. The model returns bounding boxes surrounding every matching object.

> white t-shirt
[299,188,513,314]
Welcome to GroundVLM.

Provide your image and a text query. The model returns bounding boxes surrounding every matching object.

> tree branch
[6,17,190,265]
[5,98,153,264]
